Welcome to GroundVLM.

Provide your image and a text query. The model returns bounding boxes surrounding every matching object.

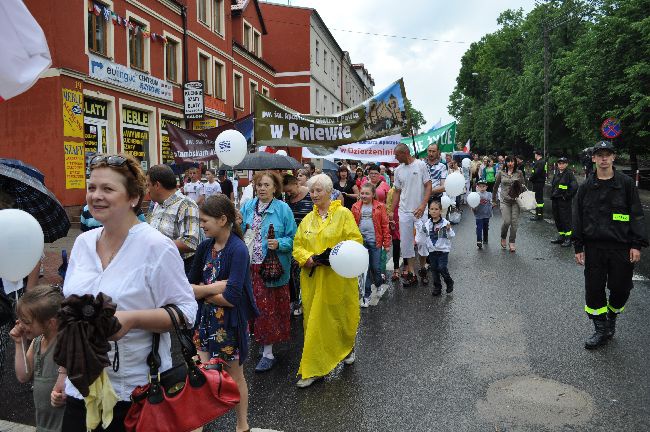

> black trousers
[63,397,131,432]
[551,198,572,235]
[533,183,545,216]
[584,246,634,319]
[392,238,401,269]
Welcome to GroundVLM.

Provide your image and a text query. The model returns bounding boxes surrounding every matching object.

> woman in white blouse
[61,154,197,432]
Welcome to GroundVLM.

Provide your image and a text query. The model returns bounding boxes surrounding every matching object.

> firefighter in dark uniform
[573,141,648,349]
[550,157,578,247]
[529,150,546,221]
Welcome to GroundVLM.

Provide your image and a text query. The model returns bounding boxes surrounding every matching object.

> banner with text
[166,114,253,163]
[255,79,409,147]
[302,135,401,163]
[403,121,456,156]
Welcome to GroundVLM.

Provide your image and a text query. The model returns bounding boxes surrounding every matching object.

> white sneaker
[343,351,355,365]
[376,283,389,297]
[360,297,369,308]
[296,377,318,388]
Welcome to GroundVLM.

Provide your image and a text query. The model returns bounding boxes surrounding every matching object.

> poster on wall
[64,141,85,189]
[122,107,149,169]
[160,116,181,165]
[62,88,84,138]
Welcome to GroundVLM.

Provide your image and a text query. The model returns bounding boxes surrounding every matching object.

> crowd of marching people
[2,139,647,432]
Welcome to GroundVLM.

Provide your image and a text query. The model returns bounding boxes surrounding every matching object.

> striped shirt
[426,160,448,197]
[147,190,200,260]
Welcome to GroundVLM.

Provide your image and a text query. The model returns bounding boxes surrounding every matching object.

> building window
[324,50,327,73]
[323,94,327,113]
[315,41,319,65]
[88,3,108,55]
[129,20,145,70]
[331,59,335,79]
[243,22,252,50]
[332,101,334,113]
[336,66,340,87]
[198,0,208,24]
[199,54,209,92]
[234,72,243,109]
[249,81,258,112]
[165,38,179,83]
[315,88,320,114]
[262,86,269,97]
[253,31,261,57]
[213,0,223,34]
[214,60,225,99]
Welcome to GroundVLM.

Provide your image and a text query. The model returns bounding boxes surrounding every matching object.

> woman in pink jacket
[352,183,391,307]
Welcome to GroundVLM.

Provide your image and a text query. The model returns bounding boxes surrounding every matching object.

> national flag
[0,0,52,102]
[463,139,471,153]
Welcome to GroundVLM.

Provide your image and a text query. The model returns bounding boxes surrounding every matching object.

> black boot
[560,237,572,247]
[585,319,609,349]
[550,236,564,244]
[606,312,617,339]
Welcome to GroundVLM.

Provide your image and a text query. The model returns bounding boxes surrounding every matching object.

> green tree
[403,98,427,136]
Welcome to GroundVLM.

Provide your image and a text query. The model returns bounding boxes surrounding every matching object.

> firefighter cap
[557,157,568,163]
[593,141,615,153]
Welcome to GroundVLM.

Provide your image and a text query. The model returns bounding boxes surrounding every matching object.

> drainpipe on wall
[181,5,189,83]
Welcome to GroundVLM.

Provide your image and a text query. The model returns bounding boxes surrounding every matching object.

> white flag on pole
[0,0,51,101]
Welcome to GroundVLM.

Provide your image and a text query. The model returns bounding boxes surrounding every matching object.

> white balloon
[445,171,465,197]
[467,192,481,208]
[0,209,44,281]
[215,129,247,166]
[276,149,288,157]
[440,195,453,210]
[462,158,471,168]
[329,240,369,278]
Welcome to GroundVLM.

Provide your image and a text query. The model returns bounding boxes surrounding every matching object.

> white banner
[301,134,401,163]
[88,53,173,101]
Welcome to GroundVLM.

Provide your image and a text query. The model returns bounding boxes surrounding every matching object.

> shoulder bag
[124,305,240,432]
[259,224,284,283]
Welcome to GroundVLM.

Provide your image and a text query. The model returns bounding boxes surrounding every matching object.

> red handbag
[124,305,240,432]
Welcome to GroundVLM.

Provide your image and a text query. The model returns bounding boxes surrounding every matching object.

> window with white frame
[262,86,269,97]
[253,30,261,57]
[128,18,147,70]
[315,40,319,65]
[336,65,340,87]
[249,80,258,112]
[88,1,110,56]
[214,59,225,99]
[198,53,211,94]
[165,37,180,83]
[243,22,252,50]
[234,72,244,109]
[324,94,328,113]
[197,0,209,25]
[315,88,320,114]
[331,59,334,79]
[213,0,224,34]
[324,50,327,73]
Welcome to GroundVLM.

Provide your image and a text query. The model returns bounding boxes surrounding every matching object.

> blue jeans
[364,241,383,299]
[475,218,490,242]
[428,251,453,292]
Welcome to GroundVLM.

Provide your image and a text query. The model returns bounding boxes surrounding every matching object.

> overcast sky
[280,0,536,132]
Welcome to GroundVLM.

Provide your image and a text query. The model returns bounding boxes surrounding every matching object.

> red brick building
[0,0,274,206]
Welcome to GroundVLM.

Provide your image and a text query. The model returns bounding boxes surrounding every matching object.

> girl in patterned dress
[189,195,259,432]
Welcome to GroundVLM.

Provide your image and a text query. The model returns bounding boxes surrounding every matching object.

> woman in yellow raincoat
[292,174,363,388]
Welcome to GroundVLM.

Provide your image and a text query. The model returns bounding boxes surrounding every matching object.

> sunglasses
[89,155,137,177]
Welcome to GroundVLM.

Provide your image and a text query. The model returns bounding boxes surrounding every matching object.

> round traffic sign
[600,117,621,139]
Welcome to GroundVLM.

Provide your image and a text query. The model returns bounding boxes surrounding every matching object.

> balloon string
[14,288,29,375]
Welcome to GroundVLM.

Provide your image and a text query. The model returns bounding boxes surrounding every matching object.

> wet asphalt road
[1,199,649,431]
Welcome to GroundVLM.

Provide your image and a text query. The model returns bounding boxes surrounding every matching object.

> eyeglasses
[89,154,137,177]
[89,154,128,167]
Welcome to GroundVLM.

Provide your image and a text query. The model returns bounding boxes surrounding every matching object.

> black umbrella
[0,158,45,184]
[321,159,339,172]
[220,152,303,170]
[0,162,70,243]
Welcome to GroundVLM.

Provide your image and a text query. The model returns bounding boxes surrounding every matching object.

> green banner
[255,79,409,147]
[401,122,456,157]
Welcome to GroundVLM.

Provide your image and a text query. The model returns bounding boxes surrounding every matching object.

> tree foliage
[449,0,649,159]
[404,98,427,136]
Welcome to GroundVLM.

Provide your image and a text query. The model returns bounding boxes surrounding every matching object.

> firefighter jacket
[572,169,649,253]
[529,159,546,184]
[551,169,578,200]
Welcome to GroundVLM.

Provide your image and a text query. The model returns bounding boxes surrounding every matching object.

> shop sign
[62,88,84,138]
[183,81,204,120]
[89,53,173,101]
[64,141,86,189]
